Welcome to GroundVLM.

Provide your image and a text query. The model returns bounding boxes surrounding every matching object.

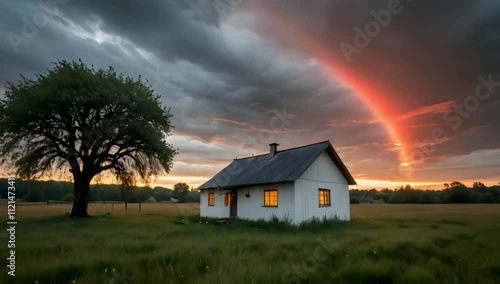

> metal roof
[198,141,356,190]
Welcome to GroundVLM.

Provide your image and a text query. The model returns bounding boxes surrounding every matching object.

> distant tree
[375,192,390,203]
[359,195,373,204]
[470,191,482,203]
[368,188,378,197]
[0,60,177,217]
[479,193,496,203]
[23,188,45,202]
[60,193,75,202]
[418,191,435,204]
[183,191,201,203]
[349,189,361,197]
[173,182,190,202]
[119,185,134,210]
[152,187,172,202]
[450,181,466,188]
[443,183,450,189]
[136,187,152,203]
[442,186,471,203]
[473,182,486,190]
[350,196,360,204]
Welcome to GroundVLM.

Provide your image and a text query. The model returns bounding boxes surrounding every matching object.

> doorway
[230,190,237,217]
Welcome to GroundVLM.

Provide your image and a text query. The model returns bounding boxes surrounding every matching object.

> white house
[198,141,356,224]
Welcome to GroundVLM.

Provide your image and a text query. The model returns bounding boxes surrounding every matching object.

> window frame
[318,188,331,207]
[208,192,215,206]
[263,189,278,207]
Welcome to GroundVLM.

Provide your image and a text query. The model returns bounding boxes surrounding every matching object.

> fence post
[47,200,49,206]
[112,203,114,209]
[139,202,142,212]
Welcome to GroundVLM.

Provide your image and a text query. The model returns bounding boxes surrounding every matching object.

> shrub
[60,193,75,202]
[23,188,46,202]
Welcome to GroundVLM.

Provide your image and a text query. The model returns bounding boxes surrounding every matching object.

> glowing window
[208,192,215,206]
[264,190,278,207]
[224,192,231,206]
[318,189,331,206]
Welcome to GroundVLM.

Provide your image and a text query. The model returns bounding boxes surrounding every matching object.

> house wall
[294,151,350,223]
[199,189,231,218]
[236,182,295,222]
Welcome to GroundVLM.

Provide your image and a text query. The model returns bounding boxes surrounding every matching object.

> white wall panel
[237,182,295,222]
[295,152,350,222]
[199,189,231,218]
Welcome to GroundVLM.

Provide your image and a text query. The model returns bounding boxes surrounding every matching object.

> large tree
[0,60,177,217]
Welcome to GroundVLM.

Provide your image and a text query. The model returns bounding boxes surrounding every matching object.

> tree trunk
[71,174,91,217]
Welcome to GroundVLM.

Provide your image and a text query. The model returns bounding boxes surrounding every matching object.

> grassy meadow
[1,203,500,283]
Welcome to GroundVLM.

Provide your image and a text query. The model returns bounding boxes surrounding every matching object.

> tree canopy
[0,60,177,216]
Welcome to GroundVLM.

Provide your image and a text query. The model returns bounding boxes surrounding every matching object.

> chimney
[269,143,279,156]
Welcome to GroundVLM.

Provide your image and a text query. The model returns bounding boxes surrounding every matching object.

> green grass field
[1,203,500,283]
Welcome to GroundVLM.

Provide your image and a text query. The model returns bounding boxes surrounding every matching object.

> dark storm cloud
[57,0,271,83]
[1,0,499,185]
[244,0,500,179]
[1,0,375,177]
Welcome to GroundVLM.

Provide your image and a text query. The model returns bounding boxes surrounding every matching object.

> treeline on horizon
[0,178,199,203]
[2,179,500,205]
[350,181,500,204]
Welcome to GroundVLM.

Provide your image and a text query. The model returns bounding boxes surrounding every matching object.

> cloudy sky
[1,0,499,189]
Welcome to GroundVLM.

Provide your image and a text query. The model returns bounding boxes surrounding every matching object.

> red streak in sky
[249,2,410,166]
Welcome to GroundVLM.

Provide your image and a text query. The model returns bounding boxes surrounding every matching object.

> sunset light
[1,1,500,283]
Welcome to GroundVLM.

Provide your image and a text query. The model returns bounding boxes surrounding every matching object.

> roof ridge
[235,140,330,160]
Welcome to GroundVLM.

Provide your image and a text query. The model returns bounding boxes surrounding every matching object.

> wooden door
[230,190,237,217]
